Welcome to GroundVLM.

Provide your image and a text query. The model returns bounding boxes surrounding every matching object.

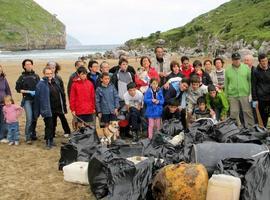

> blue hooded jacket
[144,88,164,118]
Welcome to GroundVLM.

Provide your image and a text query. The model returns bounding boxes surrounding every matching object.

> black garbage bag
[212,118,240,142]
[219,124,269,144]
[214,158,254,180]
[183,118,215,162]
[88,147,156,200]
[142,133,185,164]
[58,127,101,170]
[59,143,78,170]
[191,142,268,174]
[161,119,183,136]
[242,153,270,200]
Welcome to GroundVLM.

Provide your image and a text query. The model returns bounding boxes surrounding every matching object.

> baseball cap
[231,52,241,60]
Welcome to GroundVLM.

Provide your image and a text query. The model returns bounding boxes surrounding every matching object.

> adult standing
[252,54,270,127]
[34,66,64,149]
[209,57,225,90]
[151,46,170,85]
[0,65,11,143]
[46,61,71,138]
[225,52,254,128]
[15,59,40,144]
[135,56,159,93]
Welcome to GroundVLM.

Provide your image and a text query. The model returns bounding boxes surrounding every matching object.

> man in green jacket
[225,52,254,128]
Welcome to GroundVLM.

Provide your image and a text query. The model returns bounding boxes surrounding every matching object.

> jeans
[7,122,20,142]
[23,100,37,141]
[0,105,7,140]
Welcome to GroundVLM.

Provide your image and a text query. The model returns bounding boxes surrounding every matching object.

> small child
[162,98,181,121]
[3,95,23,145]
[124,82,144,143]
[206,84,229,121]
[144,78,164,139]
[96,72,120,127]
[193,96,216,121]
[70,66,96,128]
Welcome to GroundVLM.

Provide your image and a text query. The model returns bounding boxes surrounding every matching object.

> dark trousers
[52,113,71,137]
[258,100,270,127]
[181,109,187,130]
[44,117,53,140]
[129,107,141,132]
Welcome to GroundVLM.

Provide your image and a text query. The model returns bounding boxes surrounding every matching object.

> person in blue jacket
[34,66,56,149]
[144,78,164,139]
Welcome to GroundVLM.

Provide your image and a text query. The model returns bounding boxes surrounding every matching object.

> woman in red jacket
[135,56,160,93]
[70,66,95,128]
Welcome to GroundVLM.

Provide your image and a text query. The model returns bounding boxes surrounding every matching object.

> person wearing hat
[206,84,229,121]
[225,52,254,128]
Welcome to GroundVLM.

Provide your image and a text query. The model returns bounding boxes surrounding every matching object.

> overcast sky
[34,0,230,45]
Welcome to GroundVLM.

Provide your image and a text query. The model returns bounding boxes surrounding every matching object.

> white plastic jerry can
[206,174,241,200]
[63,161,89,185]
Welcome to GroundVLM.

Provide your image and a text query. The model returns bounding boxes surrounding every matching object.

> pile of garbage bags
[59,118,270,200]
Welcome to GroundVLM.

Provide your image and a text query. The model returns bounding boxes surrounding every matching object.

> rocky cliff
[0,0,66,51]
[125,0,270,58]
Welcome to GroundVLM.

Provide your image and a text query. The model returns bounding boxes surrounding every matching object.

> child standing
[70,66,96,128]
[96,72,120,127]
[3,96,23,145]
[144,78,164,139]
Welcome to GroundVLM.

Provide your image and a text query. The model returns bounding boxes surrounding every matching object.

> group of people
[0,46,269,149]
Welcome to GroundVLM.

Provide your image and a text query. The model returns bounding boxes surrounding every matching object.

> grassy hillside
[0,0,66,50]
[126,0,270,50]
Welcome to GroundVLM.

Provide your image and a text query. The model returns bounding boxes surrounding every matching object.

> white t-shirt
[124,90,144,108]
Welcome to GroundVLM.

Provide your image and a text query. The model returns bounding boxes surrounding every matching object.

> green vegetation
[126,0,270,50]
[0,0,65,50]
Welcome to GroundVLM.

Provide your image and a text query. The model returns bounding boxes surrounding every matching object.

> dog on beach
[96,121,120,145]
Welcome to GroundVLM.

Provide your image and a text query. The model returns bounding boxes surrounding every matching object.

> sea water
[0,44,119,61]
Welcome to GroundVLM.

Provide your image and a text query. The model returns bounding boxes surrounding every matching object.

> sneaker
[14,141,19,146]
[8,142,14,146]
[64,134,70,138]
[26,140,32,145]
[0,139,9,143]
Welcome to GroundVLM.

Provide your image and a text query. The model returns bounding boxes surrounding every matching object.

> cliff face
[0,0,66,51]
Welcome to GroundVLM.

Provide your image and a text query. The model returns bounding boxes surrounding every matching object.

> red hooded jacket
[70,78,95,115]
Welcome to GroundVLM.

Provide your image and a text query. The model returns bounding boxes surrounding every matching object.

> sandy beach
[0,55,231,200]
[0,58,128,200]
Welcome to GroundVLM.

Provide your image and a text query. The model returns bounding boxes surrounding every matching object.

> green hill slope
[0,0,66,51]
[125,0,270,51]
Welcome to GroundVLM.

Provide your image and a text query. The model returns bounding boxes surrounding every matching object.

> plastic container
[206,174,241,200]
[63,161,89,185]
[191,142,268,174]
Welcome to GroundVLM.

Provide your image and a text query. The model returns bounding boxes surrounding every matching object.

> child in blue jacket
[144,78,164,139]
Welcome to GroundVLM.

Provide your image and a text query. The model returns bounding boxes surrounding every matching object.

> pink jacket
[3,104,23,123]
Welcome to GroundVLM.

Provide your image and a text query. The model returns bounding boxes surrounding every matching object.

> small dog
[96,121,120,145]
